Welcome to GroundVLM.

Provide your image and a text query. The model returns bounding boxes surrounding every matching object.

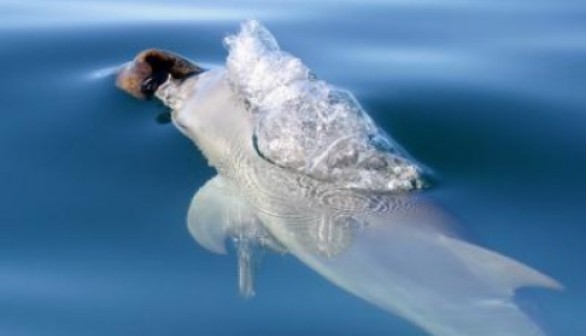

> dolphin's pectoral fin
[187,175,285,297]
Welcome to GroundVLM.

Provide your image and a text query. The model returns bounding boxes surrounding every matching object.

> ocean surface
[1,0,585,335]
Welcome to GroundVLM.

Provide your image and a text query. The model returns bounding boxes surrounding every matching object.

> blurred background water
[0,0,585,335]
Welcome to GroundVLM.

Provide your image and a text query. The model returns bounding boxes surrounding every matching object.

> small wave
[87,63,126,80]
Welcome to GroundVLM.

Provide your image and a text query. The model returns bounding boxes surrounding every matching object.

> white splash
[224,20,426,192]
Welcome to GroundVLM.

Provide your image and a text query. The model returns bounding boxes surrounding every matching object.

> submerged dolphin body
[117,20,560,336]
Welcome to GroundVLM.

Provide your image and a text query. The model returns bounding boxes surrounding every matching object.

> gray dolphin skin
[117,20,560,336]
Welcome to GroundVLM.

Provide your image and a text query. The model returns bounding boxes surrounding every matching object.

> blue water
[1,1,585,335]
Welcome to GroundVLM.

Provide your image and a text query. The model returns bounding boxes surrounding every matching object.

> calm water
[1,1,585,335]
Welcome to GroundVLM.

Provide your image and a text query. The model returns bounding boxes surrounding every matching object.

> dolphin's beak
[116,48,204,100]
